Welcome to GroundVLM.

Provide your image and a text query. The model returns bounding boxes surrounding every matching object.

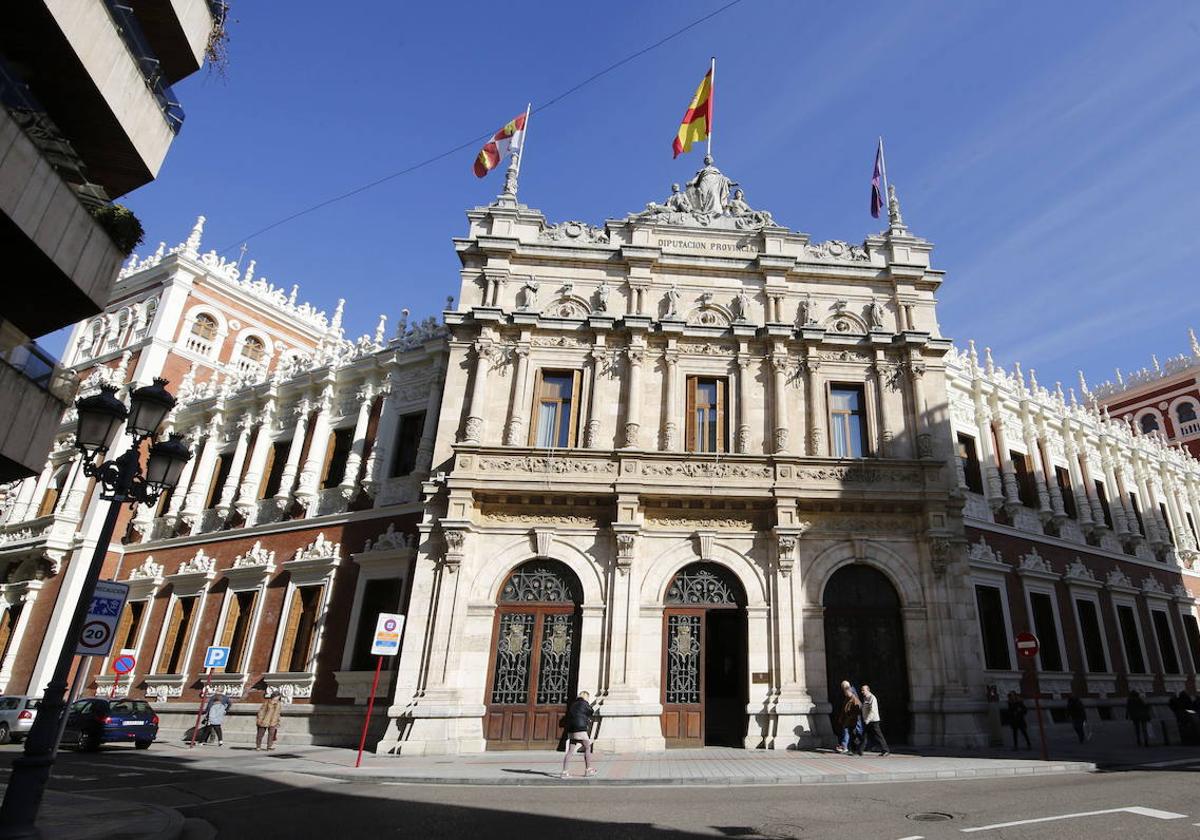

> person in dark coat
[1006,691,1032,749]
[560,690,597,778]
[836,680,864,754]
[1065,694,1087,743]
[1127,691,1151,747]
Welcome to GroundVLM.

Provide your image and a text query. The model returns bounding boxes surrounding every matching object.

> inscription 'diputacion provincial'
[657,237,759,255]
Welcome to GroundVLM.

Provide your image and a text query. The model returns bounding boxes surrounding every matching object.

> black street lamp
[0,378,190,838]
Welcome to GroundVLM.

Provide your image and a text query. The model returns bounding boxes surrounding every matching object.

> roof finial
[1078,370,1089,396]
[1054,381,1065,406]
[887,184,905,230]
[1068,386,1078,406]
[243,259,256,284]
[1190,327,1200,357]
[330,298,345,334]
[185,215,206,255]
[1028,367,1039,392]
[1152,354,1161,373]
[288,285,298,306]
[1115,367,1124,386]
[984,346,995,376]
[373,314,387,346]
[1013,361,1026,394]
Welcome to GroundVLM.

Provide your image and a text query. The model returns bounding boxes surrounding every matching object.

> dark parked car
[60,697,159,751]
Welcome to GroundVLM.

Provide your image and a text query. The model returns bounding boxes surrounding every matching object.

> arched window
[1177,403,1198,425]
[191,313,218,341]
[1139,414,1160,434]
[240,335,265,363]
[84,320,104,357]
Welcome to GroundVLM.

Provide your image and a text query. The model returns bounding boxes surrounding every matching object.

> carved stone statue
[727,188,774,229]
[686,155,732,216]
[519,278,539,311]
[595,280,610,313]
[664,285,681,319]
[867,298,887,331]
[735,288,752,322]
[638,183,693,220]
[797,292,816,326]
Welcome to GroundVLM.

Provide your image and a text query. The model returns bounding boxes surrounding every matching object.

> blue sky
[96,0,1200,392]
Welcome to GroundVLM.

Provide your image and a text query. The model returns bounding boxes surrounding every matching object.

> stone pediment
[629,156,779,232]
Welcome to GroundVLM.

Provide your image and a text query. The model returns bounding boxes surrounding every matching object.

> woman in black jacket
[560,691,597,778]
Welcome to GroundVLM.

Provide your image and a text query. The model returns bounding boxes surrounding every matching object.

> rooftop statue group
[635,155,776,230]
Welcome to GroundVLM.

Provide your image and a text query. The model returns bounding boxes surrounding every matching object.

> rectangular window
[156,596,197,674]
[36,469,68,518]
[154,485,174,517]
[1028,591,1064,671]
[350,578,404,671]
[1158,503,1174,545]
[0,604,23,664]
[1151,610,1180,674]
[322,428,355,489]
[279,585,325,672]
[1182,614,1200,673]
[1128,493,1145,536]
[205,455,232,510]
[686,376,727,453]
[1055,466,1077,519]
[1116,604,1146,673]
[1075,598,1108,672]
[220,590,259,672]
[1095,480,1113,528]
[114,601,145,653]
[260,442,290,499]
[390,411,426,477]
[974,584,1012,670]
[1187,512,1199,545]
[957,434,984,494]
[531,370,581,448]
[829,385,868,458]
[1011,451,1038,508]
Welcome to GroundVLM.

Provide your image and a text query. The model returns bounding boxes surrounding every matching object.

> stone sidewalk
[0,785,184,839]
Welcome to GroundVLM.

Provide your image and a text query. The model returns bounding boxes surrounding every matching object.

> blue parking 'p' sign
[204,646,231,669]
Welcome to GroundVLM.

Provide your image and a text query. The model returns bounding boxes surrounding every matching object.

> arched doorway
[823,564,911,744]
[661,562,748,747]
[484,560,582,749]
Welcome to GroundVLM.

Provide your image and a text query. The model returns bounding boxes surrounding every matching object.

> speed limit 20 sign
[75,581,129,657]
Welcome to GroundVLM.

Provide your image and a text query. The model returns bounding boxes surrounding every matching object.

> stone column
[363,383,400,497]
[272,400,310,511]
[1036,426,1065,521]
[294,389,333,511]
[1061,422,1094,530]
[1161,465,1191,548]
[804,355,824,456]
[662,348,679,451]
[413,373,443,475]
[214,413,253,519]
[58,455,90,517]
[339,384,376,499]
[12,465,51,523]
[989,396,1020,510]
[585,344,607,449]
[1101,446,1132,537]
[164,429,198,521]
[736,355,752,454]
[1020,417,1052,521]
[179,415,222,530]
[622,344,644,449]
[906,357,933,458]
[973,393,1004,508]
[871,356,891,457]
[771,350,789,454]
[462,339,491,444]
[236,404,276,520]
[504,346,531,446]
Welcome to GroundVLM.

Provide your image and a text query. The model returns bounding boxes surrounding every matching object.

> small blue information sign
[204,646,231,669]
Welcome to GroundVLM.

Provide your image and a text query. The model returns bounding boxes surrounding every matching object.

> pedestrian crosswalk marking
[961,806,1189,833]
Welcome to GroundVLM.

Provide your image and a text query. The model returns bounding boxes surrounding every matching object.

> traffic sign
[203,646,231,669]
[76,580,129,656]
[370,613,404,656]
[1015,631,1040,659]
[112,655,136,675]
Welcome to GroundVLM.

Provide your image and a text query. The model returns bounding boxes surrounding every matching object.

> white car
[0,696,39,744]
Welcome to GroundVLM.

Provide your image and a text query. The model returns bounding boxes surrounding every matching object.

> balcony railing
[0,319,73,401]
[102,2,186,134]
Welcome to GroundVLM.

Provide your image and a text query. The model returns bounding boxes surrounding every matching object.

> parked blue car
[60,697,159,751]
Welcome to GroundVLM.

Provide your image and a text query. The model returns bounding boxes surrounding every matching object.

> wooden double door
[484,603,580,749]
[661,606,747,747]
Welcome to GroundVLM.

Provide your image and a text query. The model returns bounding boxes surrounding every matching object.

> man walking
[859,684,890,757]
[1066,693,1087,743]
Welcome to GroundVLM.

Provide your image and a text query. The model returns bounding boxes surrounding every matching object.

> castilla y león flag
[672,67,713,158]
[473,112,527,178]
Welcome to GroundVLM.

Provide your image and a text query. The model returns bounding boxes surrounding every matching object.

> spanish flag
[672,65,713,159]
[473,111,527,178]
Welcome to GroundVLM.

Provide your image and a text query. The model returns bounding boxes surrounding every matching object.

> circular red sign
[1015,631,1040,658]
[79,620,112,651]
[112,655,136,674]
[383,618,397,632]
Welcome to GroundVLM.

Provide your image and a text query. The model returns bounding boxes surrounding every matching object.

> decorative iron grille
[489,612,534,704]
[500,562,577,604]
[535,613,575,705]
[665,564,740,605]
[665,613,702,704]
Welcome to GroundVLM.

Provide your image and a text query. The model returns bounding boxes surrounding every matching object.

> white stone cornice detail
[1172,583,1196,603]
[286,532,342,585]
[176,548,216,577]
[362,522,414,554]
[1015,546,1056,579]
[232,540,276,570]
[1104,568,1137,593]
[1141,575,1170,600]
[128,556,164,581]
[1062,557,1100,588]
[967,536,1010,572]
[293,532,340,564]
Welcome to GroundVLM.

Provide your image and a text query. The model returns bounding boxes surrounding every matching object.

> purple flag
[870,139,885,218]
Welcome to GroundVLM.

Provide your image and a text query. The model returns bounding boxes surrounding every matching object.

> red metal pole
[189,668,213,748]
[109,672,117,700]
[355,656,384,769]
[1033,691,1049,762]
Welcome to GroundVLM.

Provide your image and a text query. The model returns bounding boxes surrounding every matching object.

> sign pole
[1033,675,1049,762]
[189,667,213,748]
[355,655,384,769]
[51,658,91,753]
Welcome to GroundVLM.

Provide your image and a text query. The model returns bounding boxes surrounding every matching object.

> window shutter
[528,370,545,446]
[716,378,727,453]
[279,588,306,672]
[258,445,276,500]
[568,370,582,447]
[685,376,697,452]
[320,430,338,486]
[157,599,184,673]
[0,605,20,662]
[220,592,242,648]
[114,603,135,653]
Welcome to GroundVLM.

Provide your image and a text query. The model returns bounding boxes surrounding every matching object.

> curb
[293,760,1097,787]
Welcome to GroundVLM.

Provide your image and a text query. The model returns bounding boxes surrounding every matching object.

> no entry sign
[1015,631,1040,659]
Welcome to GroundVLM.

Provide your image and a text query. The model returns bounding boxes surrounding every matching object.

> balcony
[0,322,72,481]
[126,0,218,84]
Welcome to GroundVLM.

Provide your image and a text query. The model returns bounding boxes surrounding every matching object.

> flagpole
[707,57,715,158]
[878,135,889,200]
[514,102,532,182]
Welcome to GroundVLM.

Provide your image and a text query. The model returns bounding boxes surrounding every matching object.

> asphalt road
[0,745,1197,839]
